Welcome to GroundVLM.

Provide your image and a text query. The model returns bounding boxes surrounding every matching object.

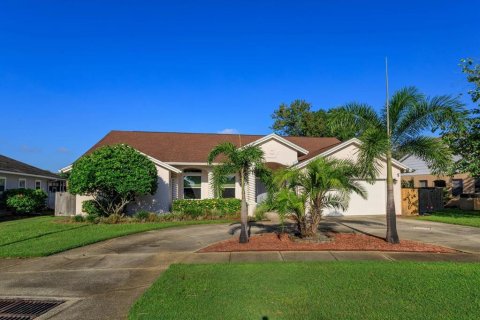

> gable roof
[81,130,341,164]
[0,154,62,179]
[294,138,409,170]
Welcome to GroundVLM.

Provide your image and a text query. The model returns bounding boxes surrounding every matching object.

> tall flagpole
[386,57,390,138]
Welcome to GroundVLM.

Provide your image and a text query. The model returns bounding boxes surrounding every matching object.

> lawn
[129,262,480,320]
[417,208,480,228]
[0,216,233,257]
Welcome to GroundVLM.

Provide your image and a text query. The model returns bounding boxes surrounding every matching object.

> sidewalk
[182,250,480,264]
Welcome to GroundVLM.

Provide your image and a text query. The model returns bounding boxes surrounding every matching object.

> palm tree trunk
[385,149,400,244]
[239,169,249,243]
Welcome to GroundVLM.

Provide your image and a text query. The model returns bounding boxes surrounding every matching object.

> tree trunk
[239,169,249,243]
[385,148,400,244]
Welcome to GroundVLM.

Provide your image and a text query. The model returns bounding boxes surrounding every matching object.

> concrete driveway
[0,223,237,320]
[0,217,479,319]
[337,215,480,254]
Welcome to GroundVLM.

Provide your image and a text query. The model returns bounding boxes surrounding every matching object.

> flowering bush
[4,189,47,214]
[172,198,241,216]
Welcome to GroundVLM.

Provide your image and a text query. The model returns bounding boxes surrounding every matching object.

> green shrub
[82,200,106,216]
[134,210,150,221]
[254,202,271,221]
[172,198,241,216]
[72,215,85,223]
[99,214,123,224]
[86,212,99,223]
[4,189,47,214]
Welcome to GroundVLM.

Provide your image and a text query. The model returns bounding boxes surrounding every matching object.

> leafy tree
[443,59,480,178]
[329,87,466,243]
[208,142,265,243]
[272,157,366,238]
[68,144,158,216]
[271,99,363,140]
[271,100,330,137]
[461,58,480,103]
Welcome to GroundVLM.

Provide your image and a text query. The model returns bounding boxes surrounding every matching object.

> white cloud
[218,128,239,134]
[57,147,70,154]
[19,145,41,153]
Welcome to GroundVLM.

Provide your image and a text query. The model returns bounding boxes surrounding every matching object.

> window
[0,177,6,193]
[475,178,480,193]
[434,180,446,188]
[18,178,26,189]
[183,169,202,199]
[35,180,42,190]
[452,179,463,196]
[222,176,236,198]
[418,180,428,188]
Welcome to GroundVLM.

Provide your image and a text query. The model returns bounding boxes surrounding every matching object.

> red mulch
[199,233,456,253]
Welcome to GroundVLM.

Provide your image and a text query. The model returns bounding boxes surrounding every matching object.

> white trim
[166,162,219,166]
[0,170,61,181]
[294,138,409,170]
[59,150,182,174]
[59,164,72,173]
[35,180,42,190]
[140,153,182,174]
[244,133,309,155]
[18,178,27,188]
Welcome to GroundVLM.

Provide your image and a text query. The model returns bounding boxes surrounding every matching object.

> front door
[255,178,267,203]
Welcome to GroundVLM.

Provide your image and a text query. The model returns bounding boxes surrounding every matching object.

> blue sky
[0,0,478,171]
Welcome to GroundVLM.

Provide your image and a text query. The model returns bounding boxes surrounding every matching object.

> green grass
[0,216,233,257]
[417,208,480,228]
[129,262,480,320]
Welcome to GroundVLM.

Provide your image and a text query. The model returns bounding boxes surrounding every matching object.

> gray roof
[0,154,62,179]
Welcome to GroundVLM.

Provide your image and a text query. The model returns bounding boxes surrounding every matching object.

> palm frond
[356,127,389,181]
[396,136,453,175]
[328,103,383,139]
[386,86,424,133]
[394,94,466,145]
[207,142,237,164]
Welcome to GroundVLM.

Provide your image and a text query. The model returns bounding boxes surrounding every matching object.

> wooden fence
[401,188,443,215]
[54,192,76,216]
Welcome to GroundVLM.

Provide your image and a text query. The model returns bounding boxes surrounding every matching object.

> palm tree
[207,142,265,243]
[330,86,466,243]
[273,157,367,238]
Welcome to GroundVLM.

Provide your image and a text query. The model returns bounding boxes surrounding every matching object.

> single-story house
[0,154,66,208]
[400,154,480,196]
[61,130,407,216]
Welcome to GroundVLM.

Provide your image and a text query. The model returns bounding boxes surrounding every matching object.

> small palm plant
[208,142,265,243]
[273,157,366,238]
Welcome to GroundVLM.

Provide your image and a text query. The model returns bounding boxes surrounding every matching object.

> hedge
[3,188,47,214]
[172,198,241,215]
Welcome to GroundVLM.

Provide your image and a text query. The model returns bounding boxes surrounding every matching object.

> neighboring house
[61,130,407,216]
[400,154,480,196]
[0,154,66,208]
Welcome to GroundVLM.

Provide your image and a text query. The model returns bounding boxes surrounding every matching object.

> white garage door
[324,180,386,216]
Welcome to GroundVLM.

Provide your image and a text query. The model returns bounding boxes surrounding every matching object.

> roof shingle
[83,131,341,164]
[0,155,61,179]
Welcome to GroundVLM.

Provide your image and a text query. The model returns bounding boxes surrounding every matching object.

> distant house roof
[0,154,62,179]
[81,130,342,164]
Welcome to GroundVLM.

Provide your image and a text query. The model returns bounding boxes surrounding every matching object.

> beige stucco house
[61,130,407,216]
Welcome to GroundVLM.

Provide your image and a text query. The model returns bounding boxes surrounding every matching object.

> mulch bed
[199,232,456,253]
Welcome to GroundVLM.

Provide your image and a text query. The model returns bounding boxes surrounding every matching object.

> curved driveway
[0,217,479,320]
[0,223,237,320]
